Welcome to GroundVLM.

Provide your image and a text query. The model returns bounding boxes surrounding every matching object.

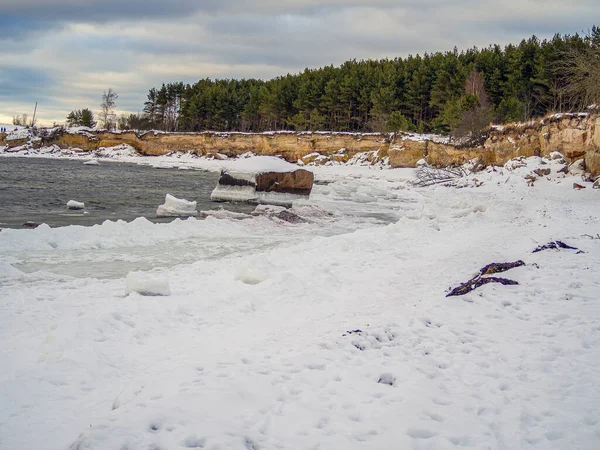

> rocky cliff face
[388,113,599,175]
[2,114,598,175]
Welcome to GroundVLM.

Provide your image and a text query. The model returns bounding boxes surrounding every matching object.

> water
[0,157,255,228]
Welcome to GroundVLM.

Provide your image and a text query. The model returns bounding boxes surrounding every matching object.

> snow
[125,271,171,296]
[1,153,600,450]
[83,159,100,166]
[156,194,198,218]
[66,200,85,210]
[224,155,300,174]
[0,124,30,140]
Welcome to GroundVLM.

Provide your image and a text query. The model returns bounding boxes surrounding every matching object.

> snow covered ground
[1,152,599,450]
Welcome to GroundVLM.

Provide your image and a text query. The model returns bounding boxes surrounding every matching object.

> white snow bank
[2,157,600,450]
[224,156,298,174]
[125,271,170,296]
[66,200,85,210]
[156,194,198,217]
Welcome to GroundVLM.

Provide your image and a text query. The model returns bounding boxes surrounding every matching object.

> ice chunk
[156,194,198,217]
[66,200,85,210]
[235,265,269,285]
[255,191,307,206]
[83,160,99,165]
[125,271,170,296]
[210,184,257,203]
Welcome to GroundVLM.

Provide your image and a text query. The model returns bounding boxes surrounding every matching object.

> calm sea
[0,157,254,228]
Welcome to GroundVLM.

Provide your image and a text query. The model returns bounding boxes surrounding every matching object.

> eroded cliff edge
[1,113,599,175]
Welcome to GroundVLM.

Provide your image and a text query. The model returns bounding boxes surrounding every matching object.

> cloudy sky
[0,0,596,125]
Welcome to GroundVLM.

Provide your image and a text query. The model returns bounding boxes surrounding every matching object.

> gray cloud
[0,0,597,125]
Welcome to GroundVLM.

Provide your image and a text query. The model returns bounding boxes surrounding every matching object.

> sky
[0,0,597,126]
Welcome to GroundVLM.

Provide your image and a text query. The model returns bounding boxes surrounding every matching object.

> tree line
[65,27,599,135]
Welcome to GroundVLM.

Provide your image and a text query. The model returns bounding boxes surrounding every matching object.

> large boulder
[585,148,600,178]
[211,156,314,206]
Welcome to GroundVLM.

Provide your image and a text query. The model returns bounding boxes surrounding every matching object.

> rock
[301,152,328,165]
[211,156,314,206]
[22,221,41,228]
[524,174,537,186]
[585,148,600,178]
[569,158,586,175]
[557,165,569,174]
[594,178,600,189]
[251,204,308,223]
[533,168,551,177]
[573,183,586,190]
[255,169,314,196]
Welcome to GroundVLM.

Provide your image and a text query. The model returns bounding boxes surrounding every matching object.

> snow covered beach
[1,149,599,450]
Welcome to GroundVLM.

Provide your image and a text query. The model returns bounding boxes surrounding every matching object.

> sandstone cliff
[2,114,598,176]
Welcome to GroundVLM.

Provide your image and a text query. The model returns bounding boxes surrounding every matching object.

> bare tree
[451,69,492,145]
[12,114,28,126]
[99,88,118,130]
[464,70,490,108]
[560,27,600,109]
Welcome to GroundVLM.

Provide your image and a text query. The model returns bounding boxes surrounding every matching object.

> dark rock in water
[218,172,256,188]
[274,209,308,224]
[211,165,314,206]
[23,221,41,228]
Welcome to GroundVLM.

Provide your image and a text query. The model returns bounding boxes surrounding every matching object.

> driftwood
[447,277,519,297]
[413,165,467,187]
[447,260,524,297]
[532,241,578,253]
[479,260,525,275]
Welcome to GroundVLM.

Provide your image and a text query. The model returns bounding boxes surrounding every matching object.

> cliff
[2,114,599,176]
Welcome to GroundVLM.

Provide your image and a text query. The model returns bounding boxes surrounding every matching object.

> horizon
[0,0,597,126]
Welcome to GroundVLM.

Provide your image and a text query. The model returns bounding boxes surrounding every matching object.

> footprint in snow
[407,428,437,439]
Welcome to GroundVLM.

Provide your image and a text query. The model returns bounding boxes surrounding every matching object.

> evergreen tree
[141,27,599,133]
[66,108,96,128]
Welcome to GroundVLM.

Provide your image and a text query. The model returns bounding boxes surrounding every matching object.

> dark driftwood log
[480,260,525,275]
[532,241,578,253]
[447,260,524,297]
[447,277,519,297]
